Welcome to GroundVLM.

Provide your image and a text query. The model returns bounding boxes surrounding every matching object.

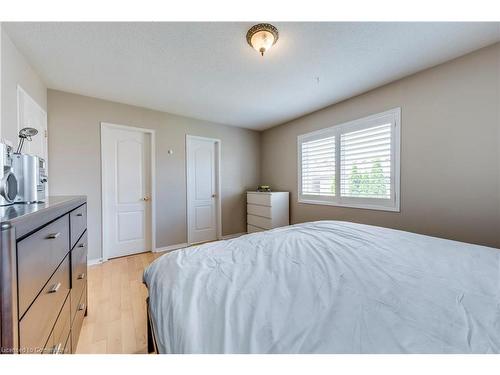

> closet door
[17,86,48,159]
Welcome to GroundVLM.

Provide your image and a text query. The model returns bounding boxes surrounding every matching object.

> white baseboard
[89,244,187,264]
[88,258,103,266]
[221,232,247,240]
[154,243,189,253]
[91,236,246,264]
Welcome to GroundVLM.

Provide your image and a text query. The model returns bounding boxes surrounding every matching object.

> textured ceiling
[4,22,500,130]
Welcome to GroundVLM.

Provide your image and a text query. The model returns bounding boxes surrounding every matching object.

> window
[298,108,400,211]
[301,135,336,197]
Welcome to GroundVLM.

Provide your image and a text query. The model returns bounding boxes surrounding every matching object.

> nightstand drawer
[247,193,272,206]
[247,224,265,234]
[247,204,272,218]
[247,214,272,230]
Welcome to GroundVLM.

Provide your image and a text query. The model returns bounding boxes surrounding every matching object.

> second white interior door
[187,136,218,244]
[102,124,152,259]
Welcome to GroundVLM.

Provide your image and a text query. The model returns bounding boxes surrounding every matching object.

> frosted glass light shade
[246,24,279,56]
[250,30,275,56]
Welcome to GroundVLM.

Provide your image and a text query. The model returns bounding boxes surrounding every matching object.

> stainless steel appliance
[12,153,47,203]
[0,143,18,206]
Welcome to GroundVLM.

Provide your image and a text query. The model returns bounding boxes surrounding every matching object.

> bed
[143,220,500,354]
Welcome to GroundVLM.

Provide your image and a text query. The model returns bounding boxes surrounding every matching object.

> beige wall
[10,32,499,258]
[0,27,47,145]
[261,43,500,248]
[48,90,261,261]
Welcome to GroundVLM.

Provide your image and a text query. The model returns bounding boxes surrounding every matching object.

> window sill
[298,197,400,213]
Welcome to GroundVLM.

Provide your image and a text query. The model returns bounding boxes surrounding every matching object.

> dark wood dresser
[0,196,88,354]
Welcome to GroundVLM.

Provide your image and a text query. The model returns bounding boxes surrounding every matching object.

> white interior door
[187,136,219,244]
[102,124,152,259]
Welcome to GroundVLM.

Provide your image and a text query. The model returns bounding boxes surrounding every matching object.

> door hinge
[44,129,48,138]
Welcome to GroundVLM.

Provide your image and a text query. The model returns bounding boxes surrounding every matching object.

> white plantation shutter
[340,123,391,199]
[298,108,400,211]
[301,136,336,197]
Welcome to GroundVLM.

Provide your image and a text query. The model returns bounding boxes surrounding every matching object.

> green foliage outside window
[329,160,388,197]
[349,160,387,197]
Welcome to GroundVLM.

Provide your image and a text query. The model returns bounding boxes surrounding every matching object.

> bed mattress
[143,221,500,353]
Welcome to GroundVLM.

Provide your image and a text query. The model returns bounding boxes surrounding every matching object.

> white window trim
[297,108,401,212]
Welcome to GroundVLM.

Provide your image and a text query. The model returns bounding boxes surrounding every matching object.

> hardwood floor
[75,251,164,354]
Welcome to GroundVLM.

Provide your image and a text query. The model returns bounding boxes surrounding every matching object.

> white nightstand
[246,191,289,233]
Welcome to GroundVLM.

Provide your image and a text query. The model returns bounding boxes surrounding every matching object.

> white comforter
[143,221,500,353]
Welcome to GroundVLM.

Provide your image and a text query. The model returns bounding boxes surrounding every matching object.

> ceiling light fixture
[246,23,279,56]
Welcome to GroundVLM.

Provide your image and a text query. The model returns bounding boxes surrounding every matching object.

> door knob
[142,197,150,201]
[211,194,216,198]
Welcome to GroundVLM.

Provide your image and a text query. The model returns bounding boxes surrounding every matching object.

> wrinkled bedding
[143,221,500,353]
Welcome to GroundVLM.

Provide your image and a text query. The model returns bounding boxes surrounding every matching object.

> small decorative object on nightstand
[247,191,289,233]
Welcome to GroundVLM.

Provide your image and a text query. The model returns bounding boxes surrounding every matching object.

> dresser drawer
[247,204,272,218]
[247,214,272,230]
[71,285,87,354]
[19,255,70,352]
[17,214,70,318]
[43,293,71,354]
[64,332,71,354]
[70,204,87,249]
[43,329,54,354]
[71,231,87,320]
[247,224,265,234]
[247,193,272,206]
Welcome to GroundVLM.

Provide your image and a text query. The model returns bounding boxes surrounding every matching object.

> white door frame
[100,122,156,261]
[186,135,222,245]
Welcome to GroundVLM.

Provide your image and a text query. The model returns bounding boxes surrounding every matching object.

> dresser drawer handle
[52,342,63,354]
[77,273,86,280]
[76,213,83,217]
[78,243,86,248]
[48,282,61,293]
[47,232,61,239]
[78,303,86,311]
